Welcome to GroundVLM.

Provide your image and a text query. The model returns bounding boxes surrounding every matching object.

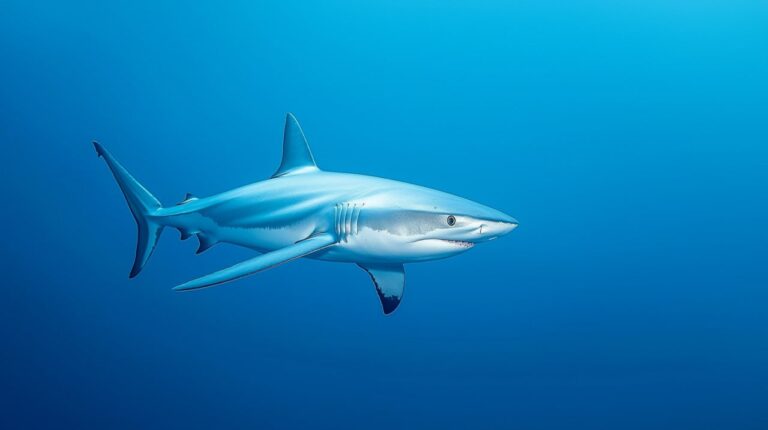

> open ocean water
[1,1,767,429]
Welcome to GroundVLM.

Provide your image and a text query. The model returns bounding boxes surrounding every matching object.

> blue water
[2,1,767,428]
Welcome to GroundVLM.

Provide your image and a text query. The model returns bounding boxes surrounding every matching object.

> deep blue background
[1,1,767,428]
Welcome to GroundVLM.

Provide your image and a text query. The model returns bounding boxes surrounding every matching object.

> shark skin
[95,113,518,315]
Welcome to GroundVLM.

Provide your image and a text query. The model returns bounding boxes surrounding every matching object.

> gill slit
[334,204,340,237]
[335,202,364,243]
[338,203,345,242]
[351,203,363,236]
[345,203,354,243]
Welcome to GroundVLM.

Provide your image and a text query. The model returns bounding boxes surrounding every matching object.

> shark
[95,113,518,314]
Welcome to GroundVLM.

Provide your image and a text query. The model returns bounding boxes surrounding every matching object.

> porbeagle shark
[95,113,518,314]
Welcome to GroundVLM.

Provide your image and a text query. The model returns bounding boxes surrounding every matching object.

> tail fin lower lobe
[93,141,164,277]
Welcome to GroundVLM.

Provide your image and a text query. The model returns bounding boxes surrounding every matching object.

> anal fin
[178,228,193,241]
[196,234,217,254]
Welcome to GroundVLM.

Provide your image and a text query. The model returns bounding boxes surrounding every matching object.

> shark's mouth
[439,239,475,248]
[414,238,475,249]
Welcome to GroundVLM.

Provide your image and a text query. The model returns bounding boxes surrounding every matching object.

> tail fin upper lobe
[93,141,164,277]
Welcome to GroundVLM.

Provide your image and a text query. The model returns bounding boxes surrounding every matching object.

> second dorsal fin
[177,192,198,205]
[272,113,319,178]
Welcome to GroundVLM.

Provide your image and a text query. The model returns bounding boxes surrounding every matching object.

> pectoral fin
[174,233,336,291]
[358,263,405,315]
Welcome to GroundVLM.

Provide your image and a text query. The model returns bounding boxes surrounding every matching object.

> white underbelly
[310,226,455,264]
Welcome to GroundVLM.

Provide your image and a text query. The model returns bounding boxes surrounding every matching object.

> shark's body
[95,114,517,314]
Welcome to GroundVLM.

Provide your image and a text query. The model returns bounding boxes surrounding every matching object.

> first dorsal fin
[272,113,319,178]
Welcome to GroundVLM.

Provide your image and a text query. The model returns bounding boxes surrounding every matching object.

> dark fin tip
[92,141,104,158]
[196,234,216,254]
[381,296,400,315]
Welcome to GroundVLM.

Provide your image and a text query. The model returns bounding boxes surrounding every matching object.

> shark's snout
[499,219,519,235]
[475,218,518,242]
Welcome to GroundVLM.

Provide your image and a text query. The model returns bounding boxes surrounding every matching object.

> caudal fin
[93,141,164,277]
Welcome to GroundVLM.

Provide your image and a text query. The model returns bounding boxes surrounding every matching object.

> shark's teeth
[442,240,475,248]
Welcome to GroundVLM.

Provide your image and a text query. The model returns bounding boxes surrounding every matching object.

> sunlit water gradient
[1,1,767,429]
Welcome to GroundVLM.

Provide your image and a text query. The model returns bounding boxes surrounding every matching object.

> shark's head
[357,183,518,262]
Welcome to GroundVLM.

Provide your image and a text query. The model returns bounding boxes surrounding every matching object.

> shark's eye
[446,215,456,226]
